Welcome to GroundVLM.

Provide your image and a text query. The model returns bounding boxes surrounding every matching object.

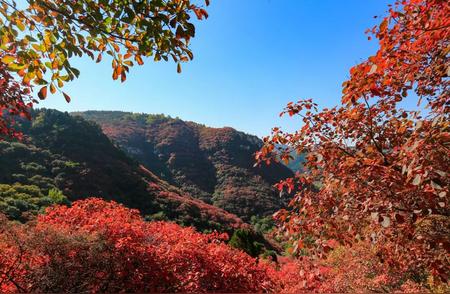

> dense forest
[0,0,448,292]
[0,109,260,232]
[74,110,293,221]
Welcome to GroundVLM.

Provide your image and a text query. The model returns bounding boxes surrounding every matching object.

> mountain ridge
[0,109,247,232]
[73,110,294,221]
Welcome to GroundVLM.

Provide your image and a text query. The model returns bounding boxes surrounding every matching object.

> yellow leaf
[32,43,41,51]
[44,35,51,46]
[1,55,15,64]
[16,19,25,31]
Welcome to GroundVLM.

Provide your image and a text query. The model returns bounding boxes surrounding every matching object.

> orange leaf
[135,55,144,65]
[112,69,119,80]
[38,86,47,100]
[52,59,59,70]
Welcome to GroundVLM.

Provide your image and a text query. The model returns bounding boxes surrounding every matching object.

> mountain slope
[74,111,294,221]
[0,109,246,232]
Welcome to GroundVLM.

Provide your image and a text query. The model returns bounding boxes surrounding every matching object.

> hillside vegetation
[0,109,247,232]
[0,0,447,291]
[74,111,294,221]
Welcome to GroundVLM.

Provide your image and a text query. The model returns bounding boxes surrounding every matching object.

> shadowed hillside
[0,109,247,232]
[74,111,294,221]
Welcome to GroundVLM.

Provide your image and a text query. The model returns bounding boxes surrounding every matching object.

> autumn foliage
[75,111,293,221]
[0,198,276,293]
[0,62,33,138]
[1,198,435,293]
[0,0,209,90]
[258,0,449,283]
[0,0,210,135]
[0,0,449,292]
[272,241,434,293]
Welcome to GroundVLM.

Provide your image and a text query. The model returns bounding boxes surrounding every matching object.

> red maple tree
[0,198,275,293]
[257,0,449,282]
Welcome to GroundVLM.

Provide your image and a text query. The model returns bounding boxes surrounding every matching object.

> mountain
[73,111,294,221]
[0,109,247,232]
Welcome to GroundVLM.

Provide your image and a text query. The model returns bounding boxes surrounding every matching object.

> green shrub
[0,184,70,221]
[250,215,275,234]
[48,188,70,205]
[229,229,264,257]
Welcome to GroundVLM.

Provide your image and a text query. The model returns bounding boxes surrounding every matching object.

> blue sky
[38,0,393,137]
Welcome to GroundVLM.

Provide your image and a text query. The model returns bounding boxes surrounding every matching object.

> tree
[0,61,32,138]
[257,0,449,282]
[0,201,436,292]
[271,241,430,293]
[0,198,276,293]
[229,228,264,257]
[0,0,210,137]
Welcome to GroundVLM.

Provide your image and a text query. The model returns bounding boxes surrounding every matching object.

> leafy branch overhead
[257,0,449,281]
[0,0,210,102]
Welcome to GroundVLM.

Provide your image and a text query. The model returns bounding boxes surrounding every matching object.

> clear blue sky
[38,0,393,137]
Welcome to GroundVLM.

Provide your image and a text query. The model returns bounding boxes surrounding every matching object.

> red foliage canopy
[0,198,274,293]
[257,0,449,281]
[0,199,439,292]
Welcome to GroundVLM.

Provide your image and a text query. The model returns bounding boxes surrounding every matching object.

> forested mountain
[0,109,246,232]
[74,111,294,221]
